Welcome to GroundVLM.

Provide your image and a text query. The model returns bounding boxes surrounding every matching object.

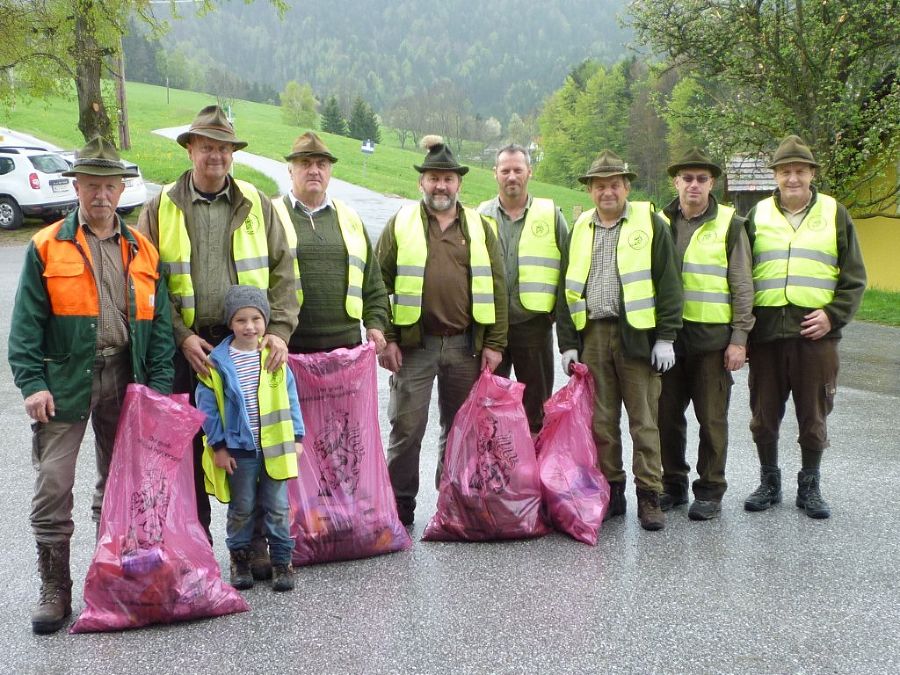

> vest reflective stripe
[158,179,269,327]
[392,204,495,326]
[271,197,303,303]
[566,203,657,330]
[199,350,298,504]
[273,196,367,318]
[752,194,839,308]
[661,205,733,324]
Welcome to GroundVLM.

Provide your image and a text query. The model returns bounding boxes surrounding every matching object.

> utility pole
[116,36,131,150]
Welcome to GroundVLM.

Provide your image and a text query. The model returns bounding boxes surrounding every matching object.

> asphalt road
[1,150,898,674]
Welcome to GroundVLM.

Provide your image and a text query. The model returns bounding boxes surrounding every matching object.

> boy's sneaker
[272,564,295,592]
[229,549,254,590]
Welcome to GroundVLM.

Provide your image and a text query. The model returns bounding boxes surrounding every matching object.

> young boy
[196,285,304,592]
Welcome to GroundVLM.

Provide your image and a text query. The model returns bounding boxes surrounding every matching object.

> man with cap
[556,149,682,531]
[477,144,568,434]
[375,135,508,526]
[271,132,390,355]
[743,135,866,519]
[657,148,755,521]
[9,137,175,633]
[138,105,299,547]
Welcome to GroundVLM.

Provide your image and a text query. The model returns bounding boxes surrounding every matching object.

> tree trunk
[74,2,113,142]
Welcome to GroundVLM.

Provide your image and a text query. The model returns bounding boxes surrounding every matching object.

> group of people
[9,104,866,634]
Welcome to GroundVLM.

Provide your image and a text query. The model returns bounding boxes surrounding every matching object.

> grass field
[0,81,596,220]
[856,288,900,327]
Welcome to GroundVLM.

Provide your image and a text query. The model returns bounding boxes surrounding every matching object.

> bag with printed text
[71,385,249,633]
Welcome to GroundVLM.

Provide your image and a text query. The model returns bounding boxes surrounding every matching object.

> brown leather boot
[229,549,254,590]
[636,489,666,531]
[32,541,73,634]
[248,534,272,581]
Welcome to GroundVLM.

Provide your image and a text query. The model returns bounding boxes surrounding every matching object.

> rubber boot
[31,541,72,634]
[636,489,666,531]
[796,469,831,519]
[603,481,626,521]
[229,549,254,590]
[744,465,782,512]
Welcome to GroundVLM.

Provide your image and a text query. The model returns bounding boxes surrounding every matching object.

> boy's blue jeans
[226,452,294,565]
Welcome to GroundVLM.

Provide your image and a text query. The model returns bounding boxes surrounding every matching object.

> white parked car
[0,146,78,230]
[58,150,148,215]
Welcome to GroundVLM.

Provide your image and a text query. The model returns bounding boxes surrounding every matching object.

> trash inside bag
[423,368,549,542]
[287,344,411,565]
[71,385,249,633]
[536,363,610,545]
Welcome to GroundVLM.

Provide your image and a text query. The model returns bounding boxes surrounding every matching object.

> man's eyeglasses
[678,173,712,184]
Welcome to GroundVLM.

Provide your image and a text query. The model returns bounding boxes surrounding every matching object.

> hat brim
[284,150,339,164]
[667,162,722,178]
[578,170,637,185]
[767,157,819,169]
[413,163,469,176]
[177,129,248,151]
[63,166,140,179]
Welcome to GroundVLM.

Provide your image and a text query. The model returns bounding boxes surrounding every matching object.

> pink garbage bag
[287,343,411,565]
[535,363,610,545]
[423,368,549,542]
[71,385,249,633]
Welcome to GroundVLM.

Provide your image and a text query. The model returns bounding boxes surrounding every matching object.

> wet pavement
[0,140,898,674]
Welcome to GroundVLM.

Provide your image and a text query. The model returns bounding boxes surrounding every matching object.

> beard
[424,192,457,212]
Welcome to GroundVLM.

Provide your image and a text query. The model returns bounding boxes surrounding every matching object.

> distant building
[724,153,776,216]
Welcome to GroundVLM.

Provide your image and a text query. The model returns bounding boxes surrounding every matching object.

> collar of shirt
[78,208,122,240]
[189,175,232,204]
[497,194,533,221]
[591,201,631,228]
[677,200,713,223]
[774,187,816,217]
[289,191,332,215]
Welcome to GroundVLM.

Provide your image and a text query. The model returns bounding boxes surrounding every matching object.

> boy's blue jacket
[195,336,304,452]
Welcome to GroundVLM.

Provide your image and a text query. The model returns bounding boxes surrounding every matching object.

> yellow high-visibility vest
[478,197,560,312]
[752,194,838,308]
[660,205,734,323]
[158,179,269,327]
[199,348,298,504]
[272,196,367,317]
[566,202,656,330]
[392,204,495,326]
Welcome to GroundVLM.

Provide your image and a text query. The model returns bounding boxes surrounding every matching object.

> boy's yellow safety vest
[392,203,495,326]
[565,202,656,330]
[198,348,298,504]
[157,178,270,328]
[272,196,368,317]
[751,194,839,309]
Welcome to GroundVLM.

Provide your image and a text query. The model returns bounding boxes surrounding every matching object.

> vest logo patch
[698,231,717,244]
[244,212,260,236]
[805,215,825,231]
[269,369,285,388]
[628,229,650,250]
[531,221,550,238]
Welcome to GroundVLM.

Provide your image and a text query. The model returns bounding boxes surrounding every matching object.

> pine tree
[321,95,349,136]
[348,97,381,143]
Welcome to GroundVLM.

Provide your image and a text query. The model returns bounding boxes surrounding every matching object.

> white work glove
[651,340,675,373]
[560,349,579,376]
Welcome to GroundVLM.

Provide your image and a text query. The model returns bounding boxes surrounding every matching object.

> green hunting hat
[667,146,722,178]
[578,149,637,184]
[62,136,139,178]
[176,105,248,150]
[284,131,338,163]
[769,134,818,168]
[414,135,469,176]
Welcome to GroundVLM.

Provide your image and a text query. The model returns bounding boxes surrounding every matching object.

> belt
[95,345,128,357]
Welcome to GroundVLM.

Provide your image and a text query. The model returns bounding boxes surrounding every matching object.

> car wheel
[0,196,24,230]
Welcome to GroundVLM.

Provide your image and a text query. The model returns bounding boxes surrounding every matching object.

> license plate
[124,178,136,187]
[52,183,69,193]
